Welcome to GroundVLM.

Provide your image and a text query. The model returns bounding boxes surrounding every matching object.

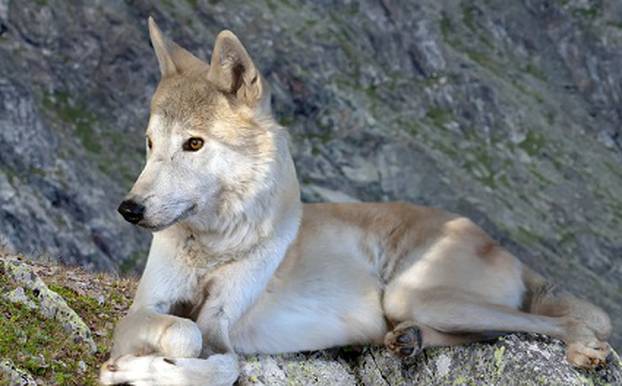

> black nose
[117,199,145,224]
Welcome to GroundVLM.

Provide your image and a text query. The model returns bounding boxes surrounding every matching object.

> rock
[1,255,621,385]
[0,359,36,386]
[0,1,621,348]
[3,287,36,310]
[1,256,97,353]
[240,335,622,385]
[77,360,87,374]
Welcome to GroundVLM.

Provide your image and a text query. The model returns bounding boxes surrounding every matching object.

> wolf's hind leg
[383,285,570,362]
[523,268,612,368]
[386,286,566,336]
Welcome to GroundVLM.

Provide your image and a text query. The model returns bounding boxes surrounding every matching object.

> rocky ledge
[1,254,620,386]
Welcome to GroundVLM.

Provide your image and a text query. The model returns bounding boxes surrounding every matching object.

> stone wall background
[0,0,620,346]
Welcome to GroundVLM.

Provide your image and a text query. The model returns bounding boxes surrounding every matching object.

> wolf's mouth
[139,204,197,232]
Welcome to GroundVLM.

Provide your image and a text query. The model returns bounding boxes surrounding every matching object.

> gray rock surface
[1,255,620,385]
[240,334,622,385]
[0,359,37,386]
[1,256,97,354]
[0,0,620,348]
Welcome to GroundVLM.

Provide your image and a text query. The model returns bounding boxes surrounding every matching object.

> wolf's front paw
[100,354,180,385]
[566,340,610,368]
[385,322,423,359]
[99,356,123,385]
[160,319,203,358]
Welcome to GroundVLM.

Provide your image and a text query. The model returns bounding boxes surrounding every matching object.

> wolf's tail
[521,265,611,341]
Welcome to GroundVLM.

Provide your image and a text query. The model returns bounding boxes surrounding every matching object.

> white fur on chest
[132,231,212,311]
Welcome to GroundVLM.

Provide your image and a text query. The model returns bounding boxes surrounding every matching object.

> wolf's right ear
[207,30,270,113]
[148,17,208,77]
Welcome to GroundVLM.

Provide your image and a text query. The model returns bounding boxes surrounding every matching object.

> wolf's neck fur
[168,121,302,268]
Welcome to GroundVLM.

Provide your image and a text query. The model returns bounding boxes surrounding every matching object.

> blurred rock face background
[0,0,620,345]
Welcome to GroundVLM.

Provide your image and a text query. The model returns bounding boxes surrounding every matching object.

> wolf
[100,17,612,385]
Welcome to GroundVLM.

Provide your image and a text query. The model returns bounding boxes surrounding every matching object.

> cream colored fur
[100,18,612,385]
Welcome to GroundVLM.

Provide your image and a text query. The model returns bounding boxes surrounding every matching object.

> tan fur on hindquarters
[102,17,612,386]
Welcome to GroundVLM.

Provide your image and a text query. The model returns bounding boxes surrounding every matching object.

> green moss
[334,32,359,66]
[606,21,622,30]
[0,260,133,385]
[185,0,198,8]
[572,6,600,20]
[49,283,130,382]
[518,131,545,156]
[514,225,540,246]
[264,0,278,13]
[406,120,423,136]
[494,346,506,375]
[278,114,296,128]
[465,50,499,74]
[310,117,334,144]
[525,63,547,82]
[576,375,596,386]
[452,375,477,385]
[28,166,46,178]
[460,145,503,189]
[532,90,545,104]
[1,165,18,183]
[161,0,176,10]
[604,161,622,180]
[42,91,101,154]
[0,277,93,384]
[462,3,478,32]
[529,166,554,186]
[440,14,453,42]
[426,107,453,128]
[545,111,555,125]
[276,0,295,8]
[41,90,145,187]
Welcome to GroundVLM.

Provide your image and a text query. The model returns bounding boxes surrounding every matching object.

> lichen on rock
[1,256,97,354]
[0,359,36,386]
[0,254,134,385]
[238,335,622,385]
[1,255,621,385]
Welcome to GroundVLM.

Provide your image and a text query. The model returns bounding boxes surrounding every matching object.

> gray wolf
[100,17,612,385]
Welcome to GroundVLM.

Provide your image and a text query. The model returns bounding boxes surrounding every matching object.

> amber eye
[183,137,204,152]
[147,137,153,150]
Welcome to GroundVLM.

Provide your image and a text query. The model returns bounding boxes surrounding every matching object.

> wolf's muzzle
[118,199,145,224]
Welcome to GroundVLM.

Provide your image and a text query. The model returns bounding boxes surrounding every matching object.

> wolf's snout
[118,199,145,224]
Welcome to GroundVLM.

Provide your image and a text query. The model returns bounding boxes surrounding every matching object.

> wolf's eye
[147,137,153,150]
[183,137,204,152]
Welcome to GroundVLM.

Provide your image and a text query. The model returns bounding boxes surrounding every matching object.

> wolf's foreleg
[100,308,207,385]
[194,211,299,356]
[109,308,203,359]
[196,252,286,355]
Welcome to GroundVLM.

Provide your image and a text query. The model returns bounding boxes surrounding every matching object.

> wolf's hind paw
[385,323,423,359]
[566,340,610,369]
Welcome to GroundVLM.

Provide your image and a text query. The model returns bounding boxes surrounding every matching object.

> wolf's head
[118,18,297,233]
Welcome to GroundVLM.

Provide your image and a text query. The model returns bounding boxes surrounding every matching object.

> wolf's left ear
[148,17,208,77]
[207,30,270,113]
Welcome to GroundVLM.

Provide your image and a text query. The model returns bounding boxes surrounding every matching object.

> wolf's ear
[148,17,208,77]
[207,30,270,112]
